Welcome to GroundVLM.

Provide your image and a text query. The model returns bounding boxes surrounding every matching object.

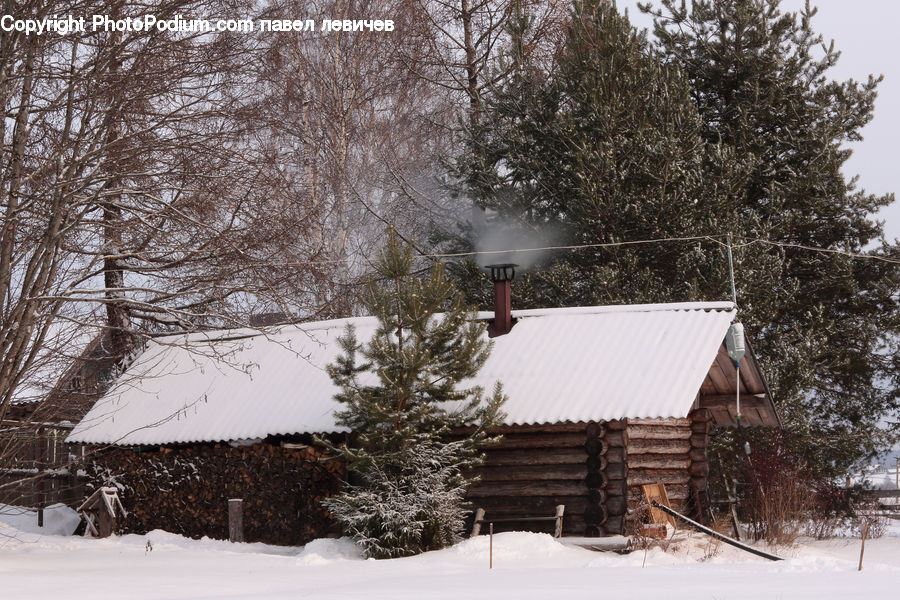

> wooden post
[471,507,485,537]
[858,518,869,571]
[37,429,45,527]
[553,505,565,538]
[228,499,244,543]
[489,522,493,569]
[725,477,743,541]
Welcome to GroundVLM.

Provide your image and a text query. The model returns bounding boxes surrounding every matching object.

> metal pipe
[650,500,784,561]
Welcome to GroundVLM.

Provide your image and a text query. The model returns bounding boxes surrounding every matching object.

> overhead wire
[244,234,900,268]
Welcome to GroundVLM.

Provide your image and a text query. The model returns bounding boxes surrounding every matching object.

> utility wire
[255,235,900,267]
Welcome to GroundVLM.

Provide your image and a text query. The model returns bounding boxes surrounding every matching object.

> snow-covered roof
[67,302,737,445]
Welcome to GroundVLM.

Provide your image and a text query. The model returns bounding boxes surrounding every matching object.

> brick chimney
[486,264,517,337]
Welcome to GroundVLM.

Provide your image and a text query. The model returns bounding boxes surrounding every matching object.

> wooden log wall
[85,441,342,546]
[583,421,606,536]
[466,423,591,536]
[465,420,631,537]
[688,408,712,523]
[602,420,628,535]
[625,418,694,522]
[624,412,713,526]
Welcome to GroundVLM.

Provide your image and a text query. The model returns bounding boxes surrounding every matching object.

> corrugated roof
[67,302,737,445]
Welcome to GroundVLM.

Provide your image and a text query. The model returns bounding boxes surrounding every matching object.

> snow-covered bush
[323,438,472,558]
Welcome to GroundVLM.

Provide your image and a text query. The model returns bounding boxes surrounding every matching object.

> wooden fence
[0,425,87,509]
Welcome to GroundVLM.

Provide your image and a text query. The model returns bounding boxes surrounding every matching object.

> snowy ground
[2,507,899,600]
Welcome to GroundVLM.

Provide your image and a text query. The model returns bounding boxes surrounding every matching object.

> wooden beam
[699,394,768,408]
[627,418,692,427]
[715,351,749,394]
[466,481,591,498]
[454,422,588,435]
[738,352,766,395]
[706,359,731,394]
[625,425,693,440]
[475,464,587,482]
[482,448,588,467]
[699,394,779,429]
[627,439,692,454]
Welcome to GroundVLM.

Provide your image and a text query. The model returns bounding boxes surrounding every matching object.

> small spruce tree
[323,231,505,558]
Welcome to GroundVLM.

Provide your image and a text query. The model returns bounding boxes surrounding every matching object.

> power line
[734,239,900,265]
[418,234,729,259]
[206,234,898,269]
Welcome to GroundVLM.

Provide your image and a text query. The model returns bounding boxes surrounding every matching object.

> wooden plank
[742,407,764,427]
[604,430,626,447]
[466,481,590,498]
[490,432,587,450]
[633,484,690,504]
[725,400,739,423]
[482,448,587,467]
[474,464,588,482]
[605,462,627,481]
[708,406,733,427]
[706,358,732,394]
[739,352,767,395]
[454,422,588,435]
[627,470,691,486]
[628,455,691,470]
[627,418,692,427]
[642,484,676,527]
[603,446,624,462]
[624,425,692,440]
[716,352,749,394]
[699,395,768,408]
[627,439,692,455]
[467,496,589,515]
[228,499,244,543]
[700,376,717,396]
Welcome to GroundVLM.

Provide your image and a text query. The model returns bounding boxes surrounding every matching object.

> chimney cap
[486,263,518,283]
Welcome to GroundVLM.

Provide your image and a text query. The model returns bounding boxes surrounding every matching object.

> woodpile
[85,441,343,545]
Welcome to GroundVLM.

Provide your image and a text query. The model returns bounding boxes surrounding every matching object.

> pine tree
[643,0,899,471]
[323,231,505,558]
[455,0,740,309]
[454,0,899,473]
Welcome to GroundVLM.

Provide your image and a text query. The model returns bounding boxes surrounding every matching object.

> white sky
[623,0,900,242]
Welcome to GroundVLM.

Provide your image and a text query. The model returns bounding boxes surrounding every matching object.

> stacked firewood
[85,442,344,545]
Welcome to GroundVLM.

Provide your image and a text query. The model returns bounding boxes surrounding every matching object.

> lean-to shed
[67,301,779,543]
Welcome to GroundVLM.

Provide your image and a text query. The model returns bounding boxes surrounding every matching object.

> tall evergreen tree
[323,232,505,558]
[456,0,740,309]
[455,0,899,473]
[643,0,899,469]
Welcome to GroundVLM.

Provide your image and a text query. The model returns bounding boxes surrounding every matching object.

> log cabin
[67,276,779,544]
